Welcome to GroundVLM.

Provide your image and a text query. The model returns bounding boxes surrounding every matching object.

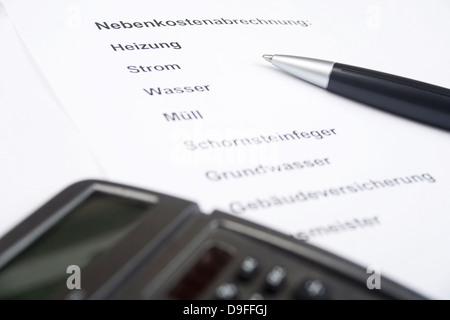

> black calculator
[0,180,424,300]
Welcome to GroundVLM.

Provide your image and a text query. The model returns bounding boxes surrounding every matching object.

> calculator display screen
[0,192,150,299]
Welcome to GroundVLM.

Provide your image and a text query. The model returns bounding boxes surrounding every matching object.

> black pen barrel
[327,63,450,131]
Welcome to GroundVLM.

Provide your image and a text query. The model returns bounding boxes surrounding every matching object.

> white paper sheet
[0,4,105,236]
[2,0,450,298]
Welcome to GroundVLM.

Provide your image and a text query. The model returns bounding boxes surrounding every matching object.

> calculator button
[248,293,264,300]
[264,265,287,293]
[237,256,259,281]
[294,279,329,300]
[215,283,239,300]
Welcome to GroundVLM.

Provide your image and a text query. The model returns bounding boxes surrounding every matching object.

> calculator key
[248,293,264,300]
[294,279,329,300]
[264,265,287,293]
[237,256,259,281]
[215,283,239,300]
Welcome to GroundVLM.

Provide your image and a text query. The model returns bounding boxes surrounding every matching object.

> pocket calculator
[0,180,424,300]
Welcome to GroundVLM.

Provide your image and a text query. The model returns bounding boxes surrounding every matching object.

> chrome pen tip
[262,54,273,62]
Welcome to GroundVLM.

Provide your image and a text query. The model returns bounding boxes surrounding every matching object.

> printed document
[2,0,450,298]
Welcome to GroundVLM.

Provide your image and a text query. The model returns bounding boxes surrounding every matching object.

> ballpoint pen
[263,54,450,132]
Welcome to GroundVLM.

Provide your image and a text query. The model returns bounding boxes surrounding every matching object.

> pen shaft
[328,63,450,131]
